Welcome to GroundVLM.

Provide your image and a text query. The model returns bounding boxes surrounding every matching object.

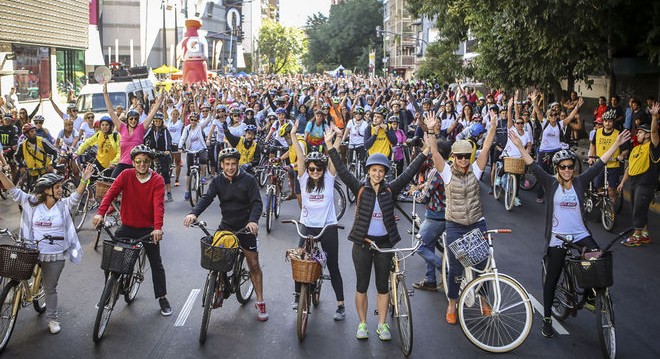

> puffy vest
[236,137,257,165]
[22,137,51,175]
[445,164,483,226]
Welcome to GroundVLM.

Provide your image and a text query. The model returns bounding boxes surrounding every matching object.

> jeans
[417,218,445,283]
[445,219,488,299]
[115,226,167,298]
[40,259,66,320]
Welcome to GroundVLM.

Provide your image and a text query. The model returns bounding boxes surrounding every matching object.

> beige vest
[445,164,483,226]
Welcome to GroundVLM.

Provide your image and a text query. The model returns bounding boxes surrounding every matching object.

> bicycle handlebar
[97,223,154,244]
[554,227,633,252]
[190,220,253,237]
[281,219,344,241]
[485,229,512,234]
[364,238,421,254]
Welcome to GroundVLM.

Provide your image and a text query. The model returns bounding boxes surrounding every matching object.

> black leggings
[155,155,172,185]
[295,225,344,302]
[114,226,168,299]
[630,182,655,229]
[352,236,392,294]
[543,236,599,318]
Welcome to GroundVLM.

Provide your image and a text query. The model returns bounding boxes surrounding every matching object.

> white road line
[529,294,569,335]
[174,289,200,327]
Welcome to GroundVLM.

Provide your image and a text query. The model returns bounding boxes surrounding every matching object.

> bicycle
[92,224,152,343]
[92,173,122,250]
[442,228,533,353]
[0,228,62,352]
[185,149,206,207]
[542,228,633,359]
[332,181,346,221]
[582,156,616,232]
[190,221,254,344]
[493,156,525,211]
[345,144,365,203]
[282,220,344,341]
[264,156,287,233]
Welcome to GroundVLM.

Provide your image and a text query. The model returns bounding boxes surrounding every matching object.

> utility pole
[162,0,167,65]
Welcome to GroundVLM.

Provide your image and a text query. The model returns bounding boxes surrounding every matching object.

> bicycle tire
[189,170,199,207]
[441,234,450,298]
[542,256,571,320]
[601,199,615,232]
[74,187,90,231]
[124,249,147,303]
[0,280,20,352]
[296,284,311,341]
[93,273,120,343]
[595,289,616,359]
[504,174,517,211]
[199,271,217,345]
[32,278,46,313]
[62,179,88,231]
[274,187,281,219]
[333,182,346,221]
[458,274,532,353]
[493,176,502,200]
[265,190,273,233]
[234,253,254,304]
[312,275,323,307]
[394,275,413,356]
[347,164,356,203]
[0,187,6,200]
[197,178,205,204]
[258,168,268,187]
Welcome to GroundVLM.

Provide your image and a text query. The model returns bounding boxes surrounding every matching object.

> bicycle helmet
[230,107,241,115]
[153,112,165,120]
[601,109,616,121]
[374,106,389,117]
[33,115,45,123]
[216,105,227,112]
[22,123,36,134]
[245,108,255,115]
[305,151,327,164]
[33,173,64,194]
[218,147,240,161]
[275,96,286,103]
[354,106,365,114]
[188,112,200,120]
[278,122,292,137]
[470,123,486,137]
[332,96,341,104]
[366,95,374,101]
[421,98,432,105]
[388,115,400,124]
[200,103,211,110]
[245,124,257,133]
[126,110,140,119]
[276,108,287,115]
[130,144,155,160]
[267,111,277,120]
[365,153,390,173]
[2,113,13,121]
[321,103,331,110]
[552,149,576,167]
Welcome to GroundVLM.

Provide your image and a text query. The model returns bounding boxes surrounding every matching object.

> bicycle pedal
[320,274,331,280]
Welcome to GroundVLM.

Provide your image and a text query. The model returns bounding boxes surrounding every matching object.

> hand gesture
[508,129,524,149]
[615,129,631,146]
[324,126,335,146]
[576,97,584,109]
[291,119,299,135]
[80,163,94,182]
[650,102,660,115]
[423,111,438,130]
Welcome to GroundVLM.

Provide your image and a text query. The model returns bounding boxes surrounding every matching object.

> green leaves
[257,20,306,74]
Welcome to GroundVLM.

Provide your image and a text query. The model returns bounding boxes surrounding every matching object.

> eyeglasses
[515,122,524,125]
[549,113,558,117]
[133,159,151,165]
[232,114,240,117]
[558,164,575,170]
[307,166,324,173]
[454,154,470,160]
[190,118,199,121]
[128,117,139,121]
[86,115,94,119]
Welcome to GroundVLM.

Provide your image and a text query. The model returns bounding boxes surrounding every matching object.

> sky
[279,0,331,28]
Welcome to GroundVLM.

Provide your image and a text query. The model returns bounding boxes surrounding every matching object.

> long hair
[305,160,326,193]
[29,190,49,207]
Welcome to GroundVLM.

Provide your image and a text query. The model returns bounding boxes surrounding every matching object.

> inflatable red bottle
[180,19,208,85]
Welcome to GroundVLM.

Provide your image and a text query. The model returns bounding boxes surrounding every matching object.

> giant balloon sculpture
[180,19,208,85]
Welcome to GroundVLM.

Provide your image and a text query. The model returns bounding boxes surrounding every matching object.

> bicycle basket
[286,248,321,284]
[503,157,526,175]
[200,236,239,272]
[95,180,113,201]
[0,245,39,280]
[101,240,142,274]
[567,251,613,288]
[447,229,490,268]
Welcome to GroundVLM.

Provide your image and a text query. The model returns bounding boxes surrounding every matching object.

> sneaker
[542,317,555,338]
[412,280,438,291]
[622,234,642,247]
[639,232,652,244]
[514,197,522,207]
[48,320,61,334]
[201,178,207,185]
[376,323,392,341]
[291,295,299,311]
[184,192,190,200]
[159,297,172,316]
[333,305,346,321]
[166,192,173,202]
[255,301,269,321]
[584,294,595,312]
[536,198,544,203]
[356,322,369,339]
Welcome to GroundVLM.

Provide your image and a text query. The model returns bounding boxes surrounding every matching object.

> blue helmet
[365,153,390,173]
[469,123,485,138]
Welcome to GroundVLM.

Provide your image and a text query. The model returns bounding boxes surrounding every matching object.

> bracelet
[80,179,90,185]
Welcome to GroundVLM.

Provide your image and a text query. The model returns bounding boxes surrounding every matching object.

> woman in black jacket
[327,128,430,342]
[144,112,174,201]
[509,128,630,338]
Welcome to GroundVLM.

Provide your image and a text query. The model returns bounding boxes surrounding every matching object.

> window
[12,44,47,102]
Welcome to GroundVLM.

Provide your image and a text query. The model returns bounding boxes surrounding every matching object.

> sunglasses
[558,164,575,170]
[34,121,44,124]
[454,154,470,160]
[86,116,94,119]
[307,166,324,173]
[190,118,199,121]
[549,113,558,117]
[515,122,524,125]
[133,159,151,165]
[128,117,139,121]
[232,114,240,117]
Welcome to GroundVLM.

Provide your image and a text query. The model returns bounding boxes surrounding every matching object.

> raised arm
[506,93,515,129]
[103,82,122,129]
[476,114,498,170]
[290,120,306,176]
[651,102,660,147]
[50,94,65,119]
[142,91,166,130]
[561,97,584,129]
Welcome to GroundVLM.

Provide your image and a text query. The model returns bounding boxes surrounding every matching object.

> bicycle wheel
[197,178,205,204]
[595,289,616,359]
[394,275,413,356]
[504,174,517,211]
[189,170,199,207]
[199,271,217,345]
[519,168,537,190]
[541,256,571,320]
[601,198,615,232]
[234,253,254,304]
[274,186,281,219]
[347,164,356,203]
[333,182,346,221]
[312,275,323,307]
[124,249,147,303]
[441,235,449,297]
[93,273,120,343]
[296,284,311,341]
[32,277,46,313]
[73,187,90,231]
[265,190,274,233]
[458,274,533,353]
[0,280,20,352]
[493,175,502,200]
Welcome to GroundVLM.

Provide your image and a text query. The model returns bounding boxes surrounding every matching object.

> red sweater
[97,169,165,230]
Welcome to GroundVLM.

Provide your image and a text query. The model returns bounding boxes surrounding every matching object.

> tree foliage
[257,20,306,74]
[304,0,383,73]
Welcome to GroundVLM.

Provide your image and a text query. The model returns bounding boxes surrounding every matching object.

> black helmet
[153,112,165,120]
[34,173,64,194]
[130,144,154,160]
[354,106,365,114]
[126,110,140,119]
[374,106,389,117]
[218,147,240,162]
[305,151,327,164]
[552,149,576,167]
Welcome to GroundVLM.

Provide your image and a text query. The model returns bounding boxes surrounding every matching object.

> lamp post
[161,0,167,66]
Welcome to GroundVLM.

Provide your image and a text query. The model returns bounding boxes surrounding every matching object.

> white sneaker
[48,320,61,334]
[514,197,522,207]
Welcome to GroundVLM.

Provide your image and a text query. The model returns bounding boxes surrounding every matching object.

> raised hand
[291,119,299,135]
[650,102,660,115]
[508,129,524,149]
[615,129,631,146]
[423,111,438,130]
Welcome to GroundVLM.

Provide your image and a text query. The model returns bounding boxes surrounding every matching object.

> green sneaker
[377,323,391,341]
[356,322,369,339]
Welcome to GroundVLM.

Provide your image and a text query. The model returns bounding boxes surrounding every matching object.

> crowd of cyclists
[0,73,658,350]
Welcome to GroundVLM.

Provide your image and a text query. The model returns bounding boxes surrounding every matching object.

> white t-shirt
[167,119,184,144]
[367,197,387,236]
[270,120,291,147]
[346,119,369,146]
[32,204,66,254]
[79,122,96,139]
[228,122,247,137]
[539,121,562,151]
[439,161,484,185]
[549,185,589,247]
[299,171,337,228]
[503,129,531,158]
[57,129,79,150]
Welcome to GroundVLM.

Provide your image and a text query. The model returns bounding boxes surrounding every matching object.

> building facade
[382,0,416,78]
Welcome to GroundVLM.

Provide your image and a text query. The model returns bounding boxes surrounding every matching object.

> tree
[304,0,383,73]
[256,20,306,74]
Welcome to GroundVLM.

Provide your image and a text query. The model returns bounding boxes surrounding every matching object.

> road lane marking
[529,294,569,335]
[174,289,200,327]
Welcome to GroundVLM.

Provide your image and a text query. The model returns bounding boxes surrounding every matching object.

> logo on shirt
[309,194,324,203]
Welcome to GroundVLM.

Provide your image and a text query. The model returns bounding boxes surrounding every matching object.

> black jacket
[190,169,263,231]
[144,127,173,152]
[329,148,427,247]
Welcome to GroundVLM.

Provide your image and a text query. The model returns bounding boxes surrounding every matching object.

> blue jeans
[417,218,445,283]
[445,219,488,299]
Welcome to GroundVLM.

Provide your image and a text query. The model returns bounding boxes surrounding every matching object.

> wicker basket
[95,180,112,201]
[290,257,321,284]
[200,237,239,272]
[0,245,39,280]
[567,252,613,288]
[448,229,490,268]
[503,157,526,175]
[101,240,142,274]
